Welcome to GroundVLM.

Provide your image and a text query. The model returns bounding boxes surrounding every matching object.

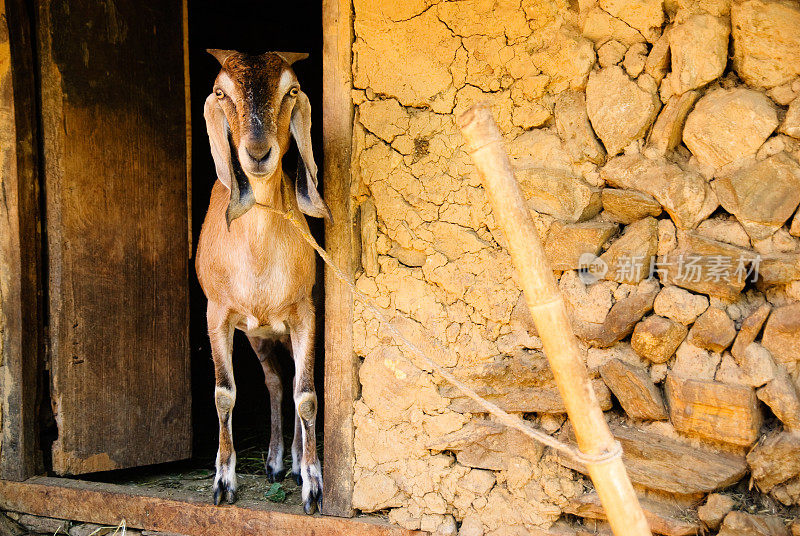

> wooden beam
[0,477,420,536]
[0,0,44,481]
[322,0,357,518]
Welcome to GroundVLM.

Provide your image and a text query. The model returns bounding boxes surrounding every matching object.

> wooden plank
[555,423,748,495]
[0,0,44,481]
[36,0,191,474]
[0,477,420,536]
[322,0,357,518]
[563,492,701,536]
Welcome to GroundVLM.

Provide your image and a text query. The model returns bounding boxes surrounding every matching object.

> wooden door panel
[37,0,191,474]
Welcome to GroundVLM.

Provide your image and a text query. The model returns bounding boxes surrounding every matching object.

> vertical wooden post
[0,0,44,481]
[322,0,357,518]
[458,105,651,536]
[182,0,192,257]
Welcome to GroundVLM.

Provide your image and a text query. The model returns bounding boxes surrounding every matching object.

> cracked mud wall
[350,2,595,533]
[349,0,800,535]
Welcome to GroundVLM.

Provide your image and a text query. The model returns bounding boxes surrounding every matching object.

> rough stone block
[714,152,800,241]
[738,343,778,388]
[599,216,659,283]
[581,288,658,347]
[666,373,762,446]
[718,511,790,536]
[517,168,602,223]
[757,368,800,432]
[780,97,800,139]
[653,286,708,325]
[731,0,800,88]
[555,90,606,165]
[672,341,721,381]
[731,303,771,361]
[601,154,718,230]
[762,302,800,370]
[687,307,736,352]
[668,14,729,94]
[646,91,700,156]
[631,315,688,363]
[698,493,735,531]
[748,431,800,492]
[586,66,660,156]
[545,221,618,270]
[601,189,662,225]
[683,87,779,169]
[599,358,668,420]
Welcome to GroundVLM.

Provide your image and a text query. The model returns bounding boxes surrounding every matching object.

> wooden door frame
[0,0,45,482]
[322,0,358,519]
[1,0,360,518]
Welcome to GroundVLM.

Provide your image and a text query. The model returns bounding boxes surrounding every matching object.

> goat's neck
[251,169,285,211]
[239,169,288,248]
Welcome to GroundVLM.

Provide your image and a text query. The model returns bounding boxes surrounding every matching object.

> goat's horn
[207,49,237,65]
[273,51,309,65]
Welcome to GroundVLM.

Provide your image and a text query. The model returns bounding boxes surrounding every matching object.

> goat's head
[204,49,331,226]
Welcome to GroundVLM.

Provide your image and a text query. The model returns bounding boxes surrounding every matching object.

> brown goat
[195,49,329,514]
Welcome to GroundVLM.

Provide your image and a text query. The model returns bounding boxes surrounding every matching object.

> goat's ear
[290,89,332,220]
[207,48,236,65]
[274,51,309,65]
[204,94,255,228]
[204,94,233,190]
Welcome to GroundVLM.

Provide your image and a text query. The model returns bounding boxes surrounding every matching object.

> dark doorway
[187,0,326,475]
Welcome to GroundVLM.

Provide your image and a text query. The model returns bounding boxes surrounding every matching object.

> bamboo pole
[457,104,652,536]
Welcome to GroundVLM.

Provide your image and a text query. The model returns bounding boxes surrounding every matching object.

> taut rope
[254,180,622,468]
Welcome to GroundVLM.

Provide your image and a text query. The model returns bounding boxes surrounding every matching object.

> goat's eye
[289,87,299,97]
[214,88,225,99]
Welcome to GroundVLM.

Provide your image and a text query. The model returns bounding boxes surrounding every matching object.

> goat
[195,49,330,514]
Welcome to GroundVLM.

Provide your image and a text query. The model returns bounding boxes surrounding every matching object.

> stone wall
[349,0,800,534]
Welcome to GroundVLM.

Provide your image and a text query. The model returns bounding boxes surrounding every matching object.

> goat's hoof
[266,466,286,483]
[301,462,323,515]
[212,480,237,506]
[303,488,322,515]
[292,471,302,486]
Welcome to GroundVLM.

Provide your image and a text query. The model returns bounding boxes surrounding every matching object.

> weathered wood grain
[0,477,420,536]
[0,0,44,481]
[665,374,762,447]
[443,379,614,414]
[322,0,357,517]
[556,423,748,495]
[564,492,701,536]
[36,0,191,473]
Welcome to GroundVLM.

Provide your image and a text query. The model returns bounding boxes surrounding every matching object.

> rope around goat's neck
[253,191,622,468]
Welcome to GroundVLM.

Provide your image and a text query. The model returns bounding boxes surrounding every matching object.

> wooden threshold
[0,477,422,536]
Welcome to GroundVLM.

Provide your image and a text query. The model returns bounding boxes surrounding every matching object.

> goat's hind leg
[248,335,287,482]
[289,301,322,514]
[208,303,238,505]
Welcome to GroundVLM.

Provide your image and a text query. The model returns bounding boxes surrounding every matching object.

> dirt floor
[100,429,312,508]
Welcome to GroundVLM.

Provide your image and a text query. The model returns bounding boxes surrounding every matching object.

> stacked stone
[349,0,800,534]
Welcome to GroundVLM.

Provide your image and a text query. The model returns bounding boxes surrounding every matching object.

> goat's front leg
[289,300,322,514]
[208,302,237,505]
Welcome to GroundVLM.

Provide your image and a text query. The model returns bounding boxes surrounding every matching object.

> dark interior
[188,0,326,466]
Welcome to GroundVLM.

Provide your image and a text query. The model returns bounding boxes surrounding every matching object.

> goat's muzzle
[239,137,280,177]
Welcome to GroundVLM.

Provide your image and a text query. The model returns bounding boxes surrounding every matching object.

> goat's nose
[246,142,271,163]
